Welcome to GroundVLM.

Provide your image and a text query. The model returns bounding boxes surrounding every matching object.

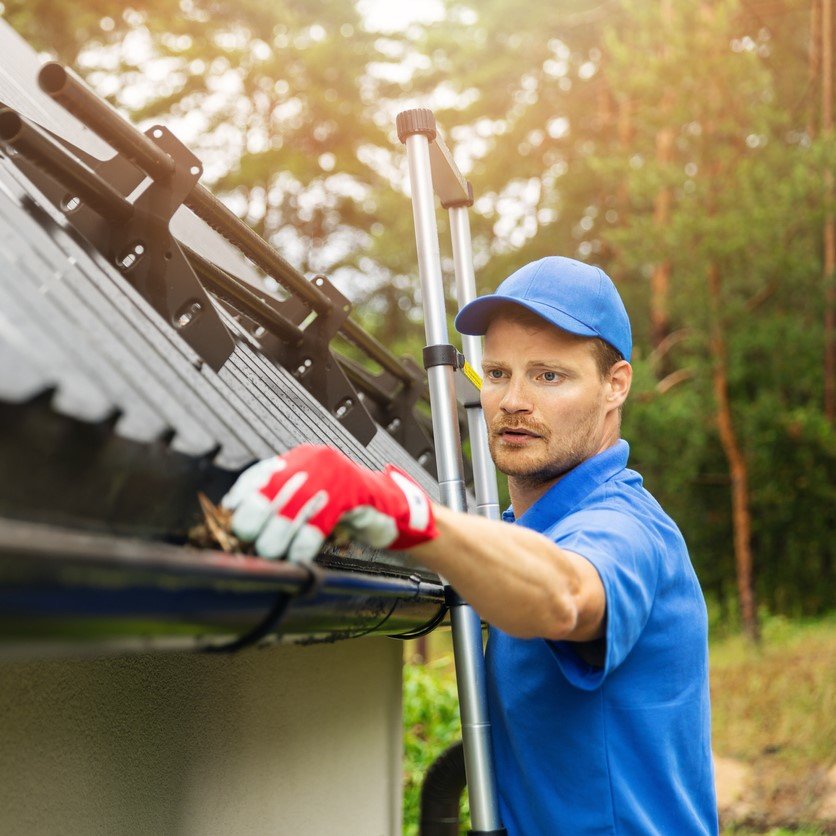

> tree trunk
[822,0,835,422]
[651,123,674,356]
[697,0,758,640]
[617,96,633,211]
[707,263,760,642]
[809,0,821,141]
[651,0,675,366]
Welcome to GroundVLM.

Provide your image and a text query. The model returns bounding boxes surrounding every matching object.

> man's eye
[486,369,504,379]
[541,371,560,382]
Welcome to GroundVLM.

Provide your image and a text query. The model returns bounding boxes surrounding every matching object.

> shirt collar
[502,439,630,530]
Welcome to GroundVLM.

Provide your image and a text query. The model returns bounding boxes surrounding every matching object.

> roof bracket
[252,273,379,444]
[374,356,437,473]
[339,354,437,476]
[0,104,235,372]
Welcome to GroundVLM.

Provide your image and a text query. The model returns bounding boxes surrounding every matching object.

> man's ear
[607,360,632,410]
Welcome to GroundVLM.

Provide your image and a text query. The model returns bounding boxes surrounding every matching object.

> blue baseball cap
[455,256,632,361]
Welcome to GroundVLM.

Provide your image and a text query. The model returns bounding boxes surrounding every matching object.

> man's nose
[499,378,532,413]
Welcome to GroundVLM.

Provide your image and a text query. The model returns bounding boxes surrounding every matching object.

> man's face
[480,313,613,488]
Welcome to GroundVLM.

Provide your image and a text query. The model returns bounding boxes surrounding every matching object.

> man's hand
[221,445,438,561]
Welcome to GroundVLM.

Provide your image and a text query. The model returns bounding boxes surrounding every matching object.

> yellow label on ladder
[462,360,482,390]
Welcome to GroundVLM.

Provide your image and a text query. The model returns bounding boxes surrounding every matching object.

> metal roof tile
[0,333,53,403]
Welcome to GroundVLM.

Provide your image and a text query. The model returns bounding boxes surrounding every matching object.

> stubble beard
[489,401,604,491]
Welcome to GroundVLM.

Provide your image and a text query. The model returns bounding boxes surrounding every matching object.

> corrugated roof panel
[0,184,220,452]
[0,258,116,423]
[221,338,369,457]
[366,426,443,500]
[0,163,275,465]
[0,324,54,403]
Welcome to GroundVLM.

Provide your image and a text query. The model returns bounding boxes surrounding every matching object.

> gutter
[0,518,446,658]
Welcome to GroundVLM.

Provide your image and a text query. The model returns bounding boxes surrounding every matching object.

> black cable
[204,591,293,654]
[204,563,321,653]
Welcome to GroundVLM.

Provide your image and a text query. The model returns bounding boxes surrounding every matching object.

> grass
[402,616,836,834]
[723,830,828,835]
[710,615,835,766]
[710,615,836,832]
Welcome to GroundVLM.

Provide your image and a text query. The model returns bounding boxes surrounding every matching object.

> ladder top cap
[396,109,437,144]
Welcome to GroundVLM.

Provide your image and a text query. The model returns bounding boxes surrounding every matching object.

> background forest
[3,0,833,642]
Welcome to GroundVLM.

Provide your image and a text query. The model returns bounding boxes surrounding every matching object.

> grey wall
[0,638,403,835]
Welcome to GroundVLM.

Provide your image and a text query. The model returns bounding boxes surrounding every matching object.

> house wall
[0,637,403,835]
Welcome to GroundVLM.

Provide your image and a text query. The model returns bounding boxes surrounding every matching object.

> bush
[402,656,469,835]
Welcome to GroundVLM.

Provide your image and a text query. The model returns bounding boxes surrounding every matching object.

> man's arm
[222,445,605,642]
[411,504,605,642]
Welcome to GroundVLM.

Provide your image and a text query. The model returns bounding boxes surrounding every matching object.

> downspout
[420,741,467,836]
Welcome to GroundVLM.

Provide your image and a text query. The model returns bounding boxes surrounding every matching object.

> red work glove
[221,445,439,561]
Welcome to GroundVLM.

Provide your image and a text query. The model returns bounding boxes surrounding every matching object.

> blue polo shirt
[486,440,718,835]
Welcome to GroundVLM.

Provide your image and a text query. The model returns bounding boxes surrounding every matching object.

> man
[223,256,718,834]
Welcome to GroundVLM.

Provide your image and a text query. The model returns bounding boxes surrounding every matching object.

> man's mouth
[497,427,542,442]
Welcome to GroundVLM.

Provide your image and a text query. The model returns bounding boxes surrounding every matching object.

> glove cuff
[381,465,439,549]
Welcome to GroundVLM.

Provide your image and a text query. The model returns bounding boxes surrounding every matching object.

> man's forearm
[408,504,604,641]
[219,445,605,639]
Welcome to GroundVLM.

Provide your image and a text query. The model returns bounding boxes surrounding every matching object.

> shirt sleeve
[545,507,663,690]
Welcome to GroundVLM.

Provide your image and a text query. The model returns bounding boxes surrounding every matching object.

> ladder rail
[398,109,505,836]
[448,204,502,523]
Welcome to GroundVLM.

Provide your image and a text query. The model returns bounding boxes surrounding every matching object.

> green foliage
[595,0,834,616]
[402,656,468,835]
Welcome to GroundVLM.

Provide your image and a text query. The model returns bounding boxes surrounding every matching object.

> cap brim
[455,296,598,340]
